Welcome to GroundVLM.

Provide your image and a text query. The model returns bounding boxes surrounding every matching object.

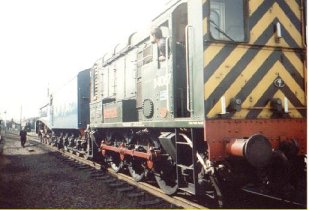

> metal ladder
[175,129,199,195]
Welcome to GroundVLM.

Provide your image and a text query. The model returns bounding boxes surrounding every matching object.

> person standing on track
[20,127,27,148]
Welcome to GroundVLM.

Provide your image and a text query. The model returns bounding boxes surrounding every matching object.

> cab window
[209,0,247,42]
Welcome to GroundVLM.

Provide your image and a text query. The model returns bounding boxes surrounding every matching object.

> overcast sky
[0,0,167,121]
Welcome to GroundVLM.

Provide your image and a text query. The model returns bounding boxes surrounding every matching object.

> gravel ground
[0,134,140,208]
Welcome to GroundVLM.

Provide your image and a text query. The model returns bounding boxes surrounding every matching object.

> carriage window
[209,0,247,42]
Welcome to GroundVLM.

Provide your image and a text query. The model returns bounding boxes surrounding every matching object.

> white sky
[0,0,167,121]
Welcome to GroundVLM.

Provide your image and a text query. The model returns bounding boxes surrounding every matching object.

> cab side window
[209,0,248,42]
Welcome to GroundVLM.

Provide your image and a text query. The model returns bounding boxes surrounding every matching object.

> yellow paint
[257,90,303,118]
[203,17,208,35]
[204,47,248,98]
[249,0,264,15]
[203,0,305,119]
[206,49,272,118]
[241,61,305,106]
[257,108,271,119]
[250,3,302,47]
[272,61,305,103]
[283,51,304,76]
[287,0,302,20]
[205,51,305,118]
[265,35,289,47]
[203,44,224,68]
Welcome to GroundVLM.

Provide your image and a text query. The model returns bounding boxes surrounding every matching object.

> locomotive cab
[143,0,205,121]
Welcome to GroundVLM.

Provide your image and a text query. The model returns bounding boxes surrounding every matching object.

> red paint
[104,107,118,119]
[100,143,160,169]
[204,119,306,161]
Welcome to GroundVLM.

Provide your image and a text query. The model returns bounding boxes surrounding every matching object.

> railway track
[25,135,207,209]
[4,132,305,208]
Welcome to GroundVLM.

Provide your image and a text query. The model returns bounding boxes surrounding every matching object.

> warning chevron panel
[202,0,306,119]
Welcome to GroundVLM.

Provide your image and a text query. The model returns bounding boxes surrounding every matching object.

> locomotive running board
[242,185,306,207]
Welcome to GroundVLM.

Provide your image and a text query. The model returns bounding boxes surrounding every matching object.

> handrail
[185,25,193,113]
[165,37,170,112]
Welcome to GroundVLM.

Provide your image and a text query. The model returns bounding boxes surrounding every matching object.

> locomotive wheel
[83,149,90,160]
[127,131,159,182]
[110,154,123,173]
[128,159,146,182]
[154,156,178,195]
[63,145,68,152]
[63,141,69,152]
[83,133,91,160]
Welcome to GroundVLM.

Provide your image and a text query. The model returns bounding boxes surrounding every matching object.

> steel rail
[26,135,207,209]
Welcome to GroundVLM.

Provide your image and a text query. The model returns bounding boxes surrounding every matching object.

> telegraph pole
[4,111,6,128]
[20,105,22,130]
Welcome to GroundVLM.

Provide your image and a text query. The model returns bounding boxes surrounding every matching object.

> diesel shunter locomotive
[38,0,307,207]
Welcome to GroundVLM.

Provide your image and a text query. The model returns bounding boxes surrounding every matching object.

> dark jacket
[20,130,27,140]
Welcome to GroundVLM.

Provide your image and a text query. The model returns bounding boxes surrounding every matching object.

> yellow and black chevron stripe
[202,0,306,120]
[249,0,303,47]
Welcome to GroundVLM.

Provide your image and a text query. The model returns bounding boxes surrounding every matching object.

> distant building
[7,119,21,131]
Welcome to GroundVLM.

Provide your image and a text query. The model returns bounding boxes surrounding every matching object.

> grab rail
[185,25,193,113]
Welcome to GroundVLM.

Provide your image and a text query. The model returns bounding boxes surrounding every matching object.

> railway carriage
[38,0,306,207]
[37,69,90,152]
